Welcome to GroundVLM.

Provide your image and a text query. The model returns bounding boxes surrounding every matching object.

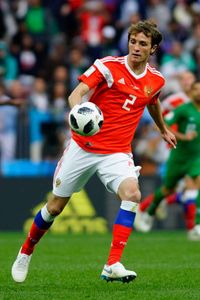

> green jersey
[165,102,200,161]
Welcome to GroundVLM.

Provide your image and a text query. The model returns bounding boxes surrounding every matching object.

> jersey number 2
[122,95,136,111]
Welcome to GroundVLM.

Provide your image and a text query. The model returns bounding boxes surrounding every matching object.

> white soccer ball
[68,102,104,136]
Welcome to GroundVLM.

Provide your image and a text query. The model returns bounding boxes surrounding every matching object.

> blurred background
[0,0,199,232]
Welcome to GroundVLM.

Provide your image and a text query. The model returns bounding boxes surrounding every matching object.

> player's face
[179,72,195,93]
[128,32,156,65]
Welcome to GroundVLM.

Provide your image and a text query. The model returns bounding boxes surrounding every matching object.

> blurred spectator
[0,0,17,41]
[193,44,200,79]
[101,25,120,57]
[24,0,58,44]
[184,23,200,53]
[118,12,141,55]
[116,0,139,30]
[28,77,51,161]
[44,35,68,81]
[51,65,69,85]
[161,18,189,55]
[68,47,89,91]
[160,40,196,94]
[146,0,171,33]
[49,0,81,42]
[172,0,193,28]
[50,81,68,123]
[0,81,24,172]
[41,81,70,160]
[77,0,110,61]
[0,41,18,85]
[18,34,37,77]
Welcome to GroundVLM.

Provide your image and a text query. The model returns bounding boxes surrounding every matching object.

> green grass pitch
[1,231,200,300]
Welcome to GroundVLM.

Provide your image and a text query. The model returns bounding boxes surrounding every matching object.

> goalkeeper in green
[135,80,200,240]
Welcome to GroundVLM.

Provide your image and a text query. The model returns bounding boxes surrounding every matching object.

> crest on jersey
[55,178,61,187]
[144,85,153,97]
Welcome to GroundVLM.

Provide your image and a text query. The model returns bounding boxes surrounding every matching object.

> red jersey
[72,55,165,154]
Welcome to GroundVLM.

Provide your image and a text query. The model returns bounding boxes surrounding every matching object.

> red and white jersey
[161,92,190,116]
[72,55,165,154]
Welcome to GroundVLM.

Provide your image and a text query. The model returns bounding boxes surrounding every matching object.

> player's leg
[11,139,96,282]
[186,162,200,240]
[98,153,140,282]
[102,178,139,283]
[187,175,200,240]
[135,158,183,232]
[11,193,70,283]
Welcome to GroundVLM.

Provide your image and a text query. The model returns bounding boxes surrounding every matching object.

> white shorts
[53,139,141,197]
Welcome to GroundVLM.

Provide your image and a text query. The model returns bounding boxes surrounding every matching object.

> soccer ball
[68,102,104,136]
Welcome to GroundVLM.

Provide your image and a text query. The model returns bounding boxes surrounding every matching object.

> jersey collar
[125,55,147,79]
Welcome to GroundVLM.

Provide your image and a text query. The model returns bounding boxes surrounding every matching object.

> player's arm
[166,126,197,141]
[68,82,90,108]
[147,100,177,148]
[165,110,197,142]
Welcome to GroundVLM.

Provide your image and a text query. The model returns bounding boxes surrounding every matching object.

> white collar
[125,55,147,79]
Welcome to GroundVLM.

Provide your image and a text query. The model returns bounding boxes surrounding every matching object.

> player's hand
[161,128,177,149]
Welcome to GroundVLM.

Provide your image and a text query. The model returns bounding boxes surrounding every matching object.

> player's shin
[107,201,138,265]
[21,204,55,255]
[180,190,198,229]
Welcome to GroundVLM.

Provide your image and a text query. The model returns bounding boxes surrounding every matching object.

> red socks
[21,223,47,255]
[107,224,132,265]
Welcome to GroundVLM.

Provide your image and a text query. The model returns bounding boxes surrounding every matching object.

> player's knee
[122,188,141,203]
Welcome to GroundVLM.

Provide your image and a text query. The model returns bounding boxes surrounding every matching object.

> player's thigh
[188,157,200,179]
[163,160,186,190]
[96,152,141,195]
[53,139,96,197]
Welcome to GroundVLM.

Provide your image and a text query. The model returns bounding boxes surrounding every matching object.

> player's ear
[150,45,158,55]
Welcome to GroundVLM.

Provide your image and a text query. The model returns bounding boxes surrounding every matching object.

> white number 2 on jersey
[122,95,136,111]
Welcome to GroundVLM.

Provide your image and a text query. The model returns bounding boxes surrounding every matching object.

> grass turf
[1,231,200,300]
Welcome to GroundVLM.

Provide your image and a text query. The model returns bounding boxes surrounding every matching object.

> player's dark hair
[128,20,163,47]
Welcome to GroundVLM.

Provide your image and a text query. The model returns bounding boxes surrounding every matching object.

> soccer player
[11,20,176,283]
[135,80,200,240]
[135,71,196,226]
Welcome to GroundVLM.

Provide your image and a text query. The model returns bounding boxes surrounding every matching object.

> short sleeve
[78,65,104,89]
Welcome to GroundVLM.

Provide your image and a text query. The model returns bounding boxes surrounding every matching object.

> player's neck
[127,57,147,75]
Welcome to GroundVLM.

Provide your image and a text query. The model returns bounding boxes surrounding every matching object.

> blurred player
[11,20,176,283]
[135,81,200,240]
[135,71,196,224]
